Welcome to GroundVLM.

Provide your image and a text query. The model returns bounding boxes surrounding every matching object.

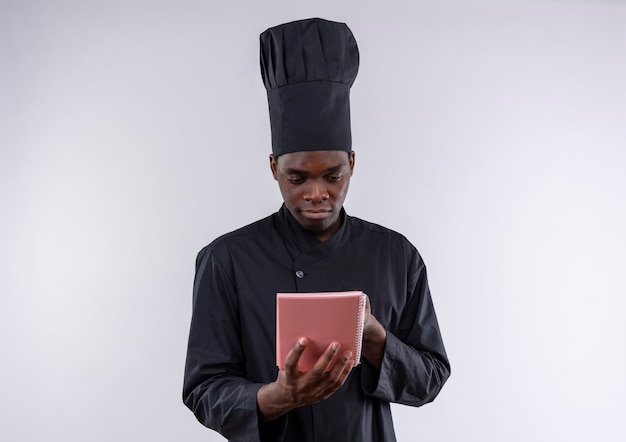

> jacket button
[295,270,304,279]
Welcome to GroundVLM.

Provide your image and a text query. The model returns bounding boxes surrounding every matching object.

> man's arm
[183,247,265,441]
[361,249,451,406]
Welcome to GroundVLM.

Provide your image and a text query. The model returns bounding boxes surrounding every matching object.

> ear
[269,154,278,180]
[348,151,356,175]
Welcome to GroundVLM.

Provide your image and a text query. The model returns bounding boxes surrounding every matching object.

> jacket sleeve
[361,249,451,406]
[182,246,277,442]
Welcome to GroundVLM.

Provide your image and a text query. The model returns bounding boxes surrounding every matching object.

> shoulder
[346,214,423,262]
[348,215,414,245]
[196,213,277,263]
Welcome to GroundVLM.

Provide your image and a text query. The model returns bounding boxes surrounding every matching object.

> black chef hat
[260,18,359,156]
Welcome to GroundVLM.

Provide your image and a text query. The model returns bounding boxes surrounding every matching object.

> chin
[300,219,327,232]
[295,215,328,230]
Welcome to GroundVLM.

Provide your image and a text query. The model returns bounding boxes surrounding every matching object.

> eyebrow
[284,164,344,175]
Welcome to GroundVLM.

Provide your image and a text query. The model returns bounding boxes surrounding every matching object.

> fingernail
[331,343,339,351]
[298,338,307,346]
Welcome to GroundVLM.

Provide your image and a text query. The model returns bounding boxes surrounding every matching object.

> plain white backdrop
[2,0,625,441]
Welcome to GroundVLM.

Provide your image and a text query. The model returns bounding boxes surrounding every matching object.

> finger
[283,337,308,374]
[308,342,341,377]
[317,352,354,400]
[327,350,353,383]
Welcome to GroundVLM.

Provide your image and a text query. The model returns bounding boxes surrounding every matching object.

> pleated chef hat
[260,18,359,156]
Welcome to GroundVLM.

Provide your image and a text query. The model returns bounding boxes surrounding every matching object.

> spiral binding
[353,292,367,366]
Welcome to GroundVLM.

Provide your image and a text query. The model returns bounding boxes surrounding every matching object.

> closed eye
[287,176,305,184]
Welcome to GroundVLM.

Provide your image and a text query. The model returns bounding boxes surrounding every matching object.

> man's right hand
[256,337,354,421]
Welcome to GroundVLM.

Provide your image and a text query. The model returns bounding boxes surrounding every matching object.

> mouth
[300,209,332,220]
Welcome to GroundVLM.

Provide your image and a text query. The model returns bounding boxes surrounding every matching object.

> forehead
[276,150,350,171]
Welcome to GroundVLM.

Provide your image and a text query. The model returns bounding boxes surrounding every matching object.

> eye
[326,175,341,182]
[287,176,305,184]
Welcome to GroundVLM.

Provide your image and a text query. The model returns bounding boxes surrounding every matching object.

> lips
[300,209,332,220]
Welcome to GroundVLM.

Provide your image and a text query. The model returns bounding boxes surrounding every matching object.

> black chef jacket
[183,205,450,442]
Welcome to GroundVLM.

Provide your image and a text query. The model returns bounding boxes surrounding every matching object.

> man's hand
[361,294,387,371]
[257,337,353,421]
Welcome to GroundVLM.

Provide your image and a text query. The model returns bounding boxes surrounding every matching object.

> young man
[183,18,450,442]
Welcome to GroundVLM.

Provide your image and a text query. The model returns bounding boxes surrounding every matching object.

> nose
[303,180,329,203]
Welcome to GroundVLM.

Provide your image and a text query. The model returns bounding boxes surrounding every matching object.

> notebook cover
[276,291,366,372]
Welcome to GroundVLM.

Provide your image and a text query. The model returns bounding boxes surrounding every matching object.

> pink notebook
[276,291,367,371]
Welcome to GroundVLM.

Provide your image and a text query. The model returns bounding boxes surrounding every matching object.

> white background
[2,0,625,441]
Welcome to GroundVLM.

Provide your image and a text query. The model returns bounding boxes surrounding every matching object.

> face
[270,150,355,241]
